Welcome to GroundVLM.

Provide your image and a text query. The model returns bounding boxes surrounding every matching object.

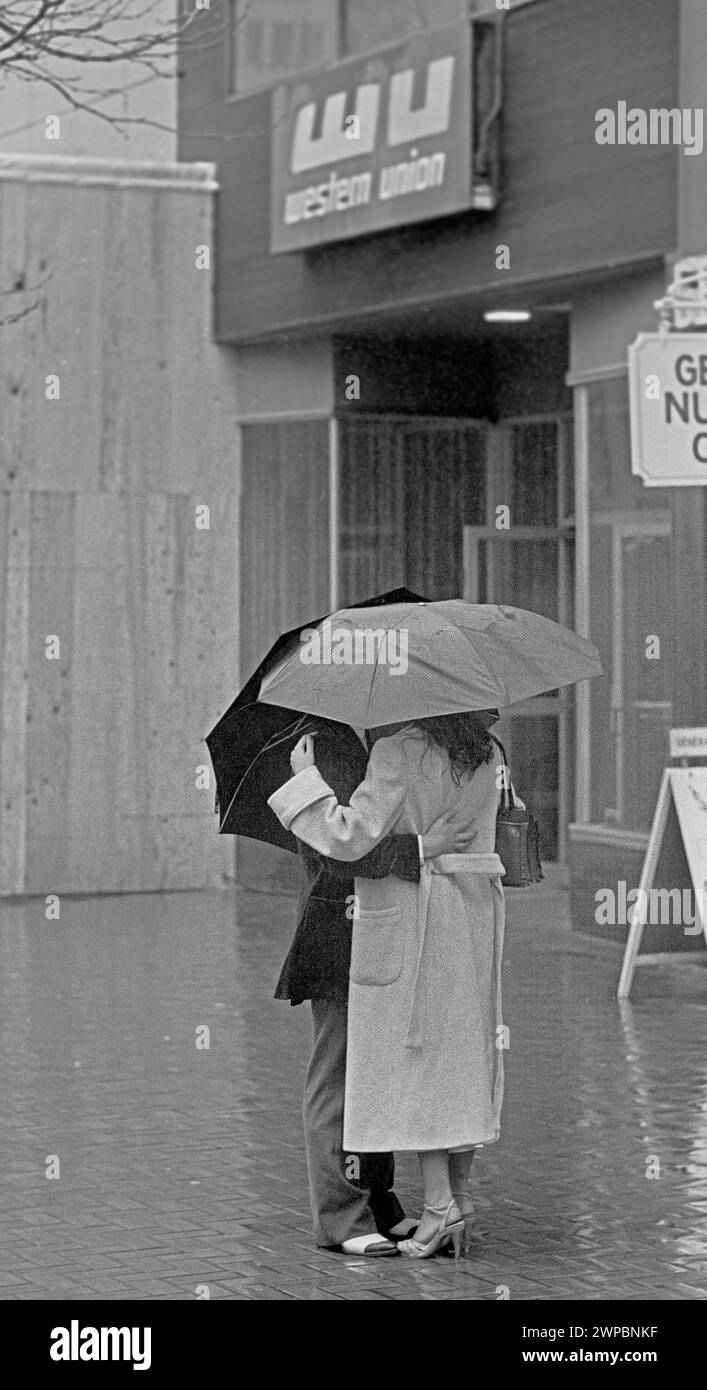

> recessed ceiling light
[483,310,532,323]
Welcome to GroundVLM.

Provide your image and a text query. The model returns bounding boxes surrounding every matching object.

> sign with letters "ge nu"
[629,333,707,486]
[270,26,475,254]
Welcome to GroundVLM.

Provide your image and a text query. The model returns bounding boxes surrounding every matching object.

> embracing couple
[268,708,506,1260]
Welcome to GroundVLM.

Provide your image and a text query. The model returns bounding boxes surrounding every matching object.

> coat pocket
[349,906,404,987]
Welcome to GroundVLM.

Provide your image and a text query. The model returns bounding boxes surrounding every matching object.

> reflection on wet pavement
[0,882,706,1299]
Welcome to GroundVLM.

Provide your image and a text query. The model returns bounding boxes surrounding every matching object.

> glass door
[606,521,672,830]
[338,415,486,604]
[463,415,574,862]
[337,411,573,860]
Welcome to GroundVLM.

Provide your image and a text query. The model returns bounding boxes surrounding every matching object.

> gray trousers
[303,998,404,1247]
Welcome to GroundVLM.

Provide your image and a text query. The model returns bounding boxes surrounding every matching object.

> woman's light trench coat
[269,728,505,1153]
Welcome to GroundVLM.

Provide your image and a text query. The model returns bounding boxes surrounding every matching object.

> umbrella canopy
[205,587,426,847]
[209,707,362,853]
[258,600,603,729]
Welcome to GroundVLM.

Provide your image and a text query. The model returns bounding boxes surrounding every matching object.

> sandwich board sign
[669,726,707,758]
[617,758,707,997]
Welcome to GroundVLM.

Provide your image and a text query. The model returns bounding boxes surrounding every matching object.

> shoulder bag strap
[489,734,516,810]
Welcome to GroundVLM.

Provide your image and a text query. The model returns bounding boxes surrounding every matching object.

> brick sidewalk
[1,880,706,1300]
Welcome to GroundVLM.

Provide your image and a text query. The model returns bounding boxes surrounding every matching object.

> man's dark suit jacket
[274,724,420,1006]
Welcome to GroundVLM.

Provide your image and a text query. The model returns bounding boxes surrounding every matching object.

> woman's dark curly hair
[407,711,496,785]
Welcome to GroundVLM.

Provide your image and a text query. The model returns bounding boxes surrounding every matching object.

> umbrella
[205,587,426,849]
[258,600,603,729]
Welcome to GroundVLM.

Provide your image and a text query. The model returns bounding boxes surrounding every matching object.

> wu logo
[292,84,379,172]
[291,56,455,174]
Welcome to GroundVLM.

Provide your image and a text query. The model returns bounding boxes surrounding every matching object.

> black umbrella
[205,587,427,852]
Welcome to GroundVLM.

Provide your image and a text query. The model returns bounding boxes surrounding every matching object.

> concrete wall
[0,155,240,896]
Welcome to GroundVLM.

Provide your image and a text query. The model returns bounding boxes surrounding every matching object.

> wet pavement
[1,877,706,1301]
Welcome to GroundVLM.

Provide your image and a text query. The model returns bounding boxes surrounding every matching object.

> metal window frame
[572,372,674,834]
[574,384,591,824]
[464,411,573,862]
[329,416,340,610]
[226,0,347,98]
[607,518,672,827]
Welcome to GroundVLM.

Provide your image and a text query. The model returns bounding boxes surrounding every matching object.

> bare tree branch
[0,4,239,322]
[0,1,206,74]
[0,0,234,139]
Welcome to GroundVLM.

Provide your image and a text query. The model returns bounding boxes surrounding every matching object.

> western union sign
[270,25,484,253]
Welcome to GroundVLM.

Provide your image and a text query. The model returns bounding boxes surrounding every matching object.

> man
[275,720,479,1256]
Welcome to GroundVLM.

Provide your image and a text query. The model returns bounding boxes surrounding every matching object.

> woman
[268,712,505,1259]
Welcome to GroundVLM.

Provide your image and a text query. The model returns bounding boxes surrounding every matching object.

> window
[229,0,341,94]
[229,0,484,94]
[342,0,467,57]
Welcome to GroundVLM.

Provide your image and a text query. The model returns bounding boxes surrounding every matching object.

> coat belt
[428,851,505,877]
[404,852,505,1050]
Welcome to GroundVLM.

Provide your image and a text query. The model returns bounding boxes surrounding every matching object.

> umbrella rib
[371,603,422,723]
[365,617,394,726]
[471,643,511,707]
[218,714,309,828]
[259,644,304,696]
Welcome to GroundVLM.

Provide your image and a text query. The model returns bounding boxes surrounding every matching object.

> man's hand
[422,806,478,859]
[291,733,316,774]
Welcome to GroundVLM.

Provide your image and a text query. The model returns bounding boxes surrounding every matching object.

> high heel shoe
[453,1192,475,1221]
[398,1200,464,1260]
[454,1191,476,1251]
[438,1193,475,1257]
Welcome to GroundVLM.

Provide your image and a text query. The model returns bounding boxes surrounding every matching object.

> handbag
[490,737,544,887]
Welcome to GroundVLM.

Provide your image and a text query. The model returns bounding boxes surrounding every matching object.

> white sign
[629,333,707,485]
[618,767,707,996]
[671,770,707,888]
[670,726,707,758]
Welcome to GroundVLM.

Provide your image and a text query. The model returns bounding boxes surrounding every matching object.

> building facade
[4,0,704,927]
[177,0,707,945]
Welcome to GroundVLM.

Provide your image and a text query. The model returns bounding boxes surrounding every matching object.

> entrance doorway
[338,415,487,600]
[338,410,574,861]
